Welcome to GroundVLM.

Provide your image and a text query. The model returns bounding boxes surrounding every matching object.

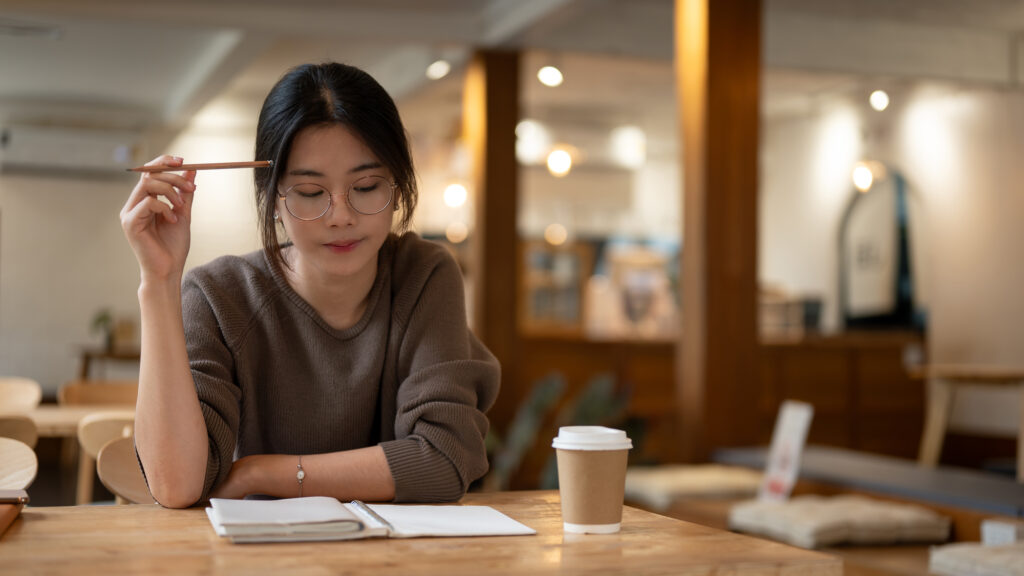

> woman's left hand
[209,455,262,500]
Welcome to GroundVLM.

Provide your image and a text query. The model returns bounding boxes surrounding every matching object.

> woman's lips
[325,239,361,253]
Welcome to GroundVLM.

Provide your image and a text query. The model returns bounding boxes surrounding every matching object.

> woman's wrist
[138,275,182,302]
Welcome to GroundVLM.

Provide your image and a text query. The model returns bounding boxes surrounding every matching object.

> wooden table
[78,347,140,380]
[23,405,137,505]
[26,405,135,438]
[0,491,841,575]
[912,364,1024,481]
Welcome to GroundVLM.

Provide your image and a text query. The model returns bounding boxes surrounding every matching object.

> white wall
[0,100,261,395]
[0,173,142,393]
[760,101,863,332]
[760,81,1024,435]
[896,85,1024,434]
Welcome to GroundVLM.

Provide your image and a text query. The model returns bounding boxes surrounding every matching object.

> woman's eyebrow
[285,162,382,177]
[286,168,325,177]
[348,161,383,174]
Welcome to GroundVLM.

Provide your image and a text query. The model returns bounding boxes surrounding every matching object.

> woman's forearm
[134,278,209,508]
[213,446,396,502]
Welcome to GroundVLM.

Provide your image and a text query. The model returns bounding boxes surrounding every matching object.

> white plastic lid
[551,426,633,451]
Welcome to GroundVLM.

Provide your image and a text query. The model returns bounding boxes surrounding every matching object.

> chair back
[0,415,38,449]
[0,437,38,490]
[0,377,42,413]
[97,436,154,504]
[59,380,138,406]
[77,411,135,459]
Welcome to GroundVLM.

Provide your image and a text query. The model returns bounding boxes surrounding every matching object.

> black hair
[253,62,418,274]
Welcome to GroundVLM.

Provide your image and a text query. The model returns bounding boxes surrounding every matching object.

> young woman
[120,62,499,508]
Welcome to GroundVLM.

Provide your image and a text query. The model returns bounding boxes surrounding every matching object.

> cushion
[930,542,1024,576]
[728,494,951,549]
[625,465,762,511]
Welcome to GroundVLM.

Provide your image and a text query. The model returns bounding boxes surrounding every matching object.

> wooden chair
[97,436,154,504]
[58,380,138,406]
[76,411,135,504]
[58,380,138,501]
[0,437,38,490]
[0,415,38,449]
[913,364,1024,482]
[0,377,42,413]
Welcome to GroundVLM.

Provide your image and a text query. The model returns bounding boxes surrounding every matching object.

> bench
[714,445,1024,519]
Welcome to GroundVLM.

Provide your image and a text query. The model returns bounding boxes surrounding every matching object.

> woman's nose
[323,191,356,225]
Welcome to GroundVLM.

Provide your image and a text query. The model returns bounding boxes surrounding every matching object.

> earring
[273,211,280,221]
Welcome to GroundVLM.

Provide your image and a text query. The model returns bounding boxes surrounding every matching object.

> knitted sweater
[176,233,499,503]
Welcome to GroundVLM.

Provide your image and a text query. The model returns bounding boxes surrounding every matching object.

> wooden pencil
[127,160,273,173]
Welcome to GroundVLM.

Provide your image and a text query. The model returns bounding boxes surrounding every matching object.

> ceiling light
[445,222,468,244]
[443,183,467,208]
[869,90,889,111]
[544,223,568,246]
[546,148,572,177]
[609,126,646,169]
[515,119,551,165]
[426,59,451,80]
[852,162,874,192]
[537,66,563,87]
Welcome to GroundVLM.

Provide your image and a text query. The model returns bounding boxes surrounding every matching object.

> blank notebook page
[367,504,536,537]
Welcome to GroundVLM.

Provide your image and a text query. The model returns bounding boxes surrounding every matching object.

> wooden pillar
[463,50,520,428]
[675,0,761,461]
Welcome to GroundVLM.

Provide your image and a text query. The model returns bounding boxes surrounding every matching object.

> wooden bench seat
[714,445,1024,519]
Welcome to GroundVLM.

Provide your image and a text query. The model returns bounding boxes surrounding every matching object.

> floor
[27,437,115,507]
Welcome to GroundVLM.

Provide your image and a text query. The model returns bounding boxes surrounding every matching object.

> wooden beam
[675,0,761,461]
[463,50,520,429]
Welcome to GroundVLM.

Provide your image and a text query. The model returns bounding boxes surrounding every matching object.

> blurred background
[2,0,1023,494]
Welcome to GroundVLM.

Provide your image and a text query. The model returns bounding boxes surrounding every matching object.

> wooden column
[675,0,761,461]
[463,50,520,428]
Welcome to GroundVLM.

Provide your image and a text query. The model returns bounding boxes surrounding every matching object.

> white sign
[759,400,814,501]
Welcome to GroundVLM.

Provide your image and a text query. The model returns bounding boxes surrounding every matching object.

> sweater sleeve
[379,251,500,502]
[179,270,243,504]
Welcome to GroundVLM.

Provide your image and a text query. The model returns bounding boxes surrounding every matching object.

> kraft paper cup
[552,426,633,534]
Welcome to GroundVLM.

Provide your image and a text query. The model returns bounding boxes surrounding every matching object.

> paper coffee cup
[552,426,632,534]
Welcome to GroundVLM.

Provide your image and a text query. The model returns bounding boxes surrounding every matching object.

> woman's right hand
[120,155,197,283]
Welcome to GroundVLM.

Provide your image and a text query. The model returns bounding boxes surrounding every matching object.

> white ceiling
[1,0,1024,159]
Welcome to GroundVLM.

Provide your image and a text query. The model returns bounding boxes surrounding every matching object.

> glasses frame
[277,175,396,221]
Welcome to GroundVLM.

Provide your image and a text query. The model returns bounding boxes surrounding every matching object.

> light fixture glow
[869,90,890,111]
[546,148,572,177]
[445,222,468,244]
[515,119,552,165]
[426,59,451,80]
[852,162,874,192]
[537,65,563,87]
[544,223,568,246]
[443,183,467,208]
[609,125,647,169]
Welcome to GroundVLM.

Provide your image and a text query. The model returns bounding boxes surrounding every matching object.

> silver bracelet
[296,455,305,497]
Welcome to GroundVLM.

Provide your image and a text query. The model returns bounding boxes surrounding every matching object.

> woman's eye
[353,184,379,194]
[290,186,324,198]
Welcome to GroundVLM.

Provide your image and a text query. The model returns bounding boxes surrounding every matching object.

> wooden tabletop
[24,405,135,438]
[1,491,840,575]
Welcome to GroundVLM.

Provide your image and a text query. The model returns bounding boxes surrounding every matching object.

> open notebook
[206,496,536,543]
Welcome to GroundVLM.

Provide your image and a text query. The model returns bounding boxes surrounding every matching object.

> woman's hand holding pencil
[127,160,273,173]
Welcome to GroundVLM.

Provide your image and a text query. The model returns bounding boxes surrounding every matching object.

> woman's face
[276,123,395,283]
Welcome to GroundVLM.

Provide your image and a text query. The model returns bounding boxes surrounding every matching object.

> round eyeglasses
[278,175,395,221]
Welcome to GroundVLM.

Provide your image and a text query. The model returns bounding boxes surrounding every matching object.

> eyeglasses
[278,175,395,221]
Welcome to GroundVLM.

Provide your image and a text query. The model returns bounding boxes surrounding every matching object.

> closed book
[206,496,535,543]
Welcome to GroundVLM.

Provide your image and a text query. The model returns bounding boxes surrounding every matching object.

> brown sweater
[177,233,499,504]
